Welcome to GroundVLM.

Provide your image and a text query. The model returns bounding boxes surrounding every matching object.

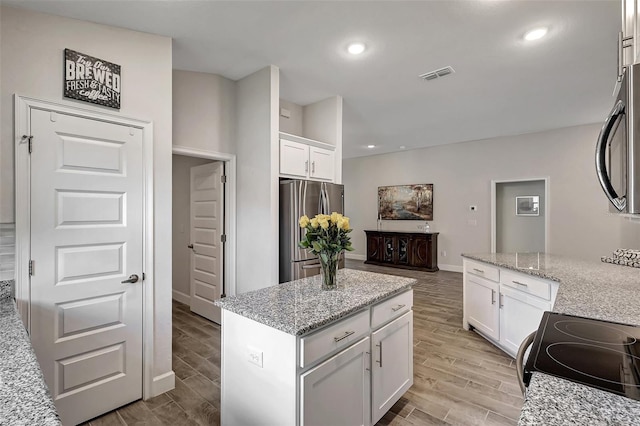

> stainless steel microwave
[596,62,640,215]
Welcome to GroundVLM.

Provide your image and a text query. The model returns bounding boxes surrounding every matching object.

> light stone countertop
[461,253,640,425]
[0,280,61,425]
[214,268,416,336]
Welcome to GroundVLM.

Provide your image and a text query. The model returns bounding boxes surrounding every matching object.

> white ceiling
[5,1,620,158]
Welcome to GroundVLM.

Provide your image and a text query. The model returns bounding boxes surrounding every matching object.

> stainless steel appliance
[518,312,640,400]
[279,180,345,283]
[596,62,640,215]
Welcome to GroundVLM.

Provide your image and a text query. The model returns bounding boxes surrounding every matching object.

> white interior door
[29,108,144,425]
[189,162,224,324]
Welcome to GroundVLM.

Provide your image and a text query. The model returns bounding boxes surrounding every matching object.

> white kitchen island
[214,269,415,426]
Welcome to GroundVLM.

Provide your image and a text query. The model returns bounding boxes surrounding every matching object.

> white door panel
[30,108,143,425]
[189,162,224,324]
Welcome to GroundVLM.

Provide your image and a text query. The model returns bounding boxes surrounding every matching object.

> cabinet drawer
[500,270,551,300]
[300,310,370,368]
[465,260,500,282]
[371,290,413,330]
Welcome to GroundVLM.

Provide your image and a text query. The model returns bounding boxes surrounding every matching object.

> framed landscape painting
[378,184,433,220]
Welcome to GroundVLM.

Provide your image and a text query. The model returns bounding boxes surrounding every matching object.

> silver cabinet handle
[304,160,309,172]
[121,274,139,284]
[301,264,321,270]
[512,280,528,287]
[473,268,484,273]
[311,161,315,174]
[376,342,383,367]
[499,293,504,308]
[491,289,496,305]
[334,330,355,342]
[392,304,406,312]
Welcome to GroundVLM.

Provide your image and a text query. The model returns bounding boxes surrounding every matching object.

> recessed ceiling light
[367,144,375,149]
[524,27,548,41]
[348,42,366,55]
[399,146,406,150]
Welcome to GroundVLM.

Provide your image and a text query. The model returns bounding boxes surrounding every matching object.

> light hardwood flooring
[84,260,523,426]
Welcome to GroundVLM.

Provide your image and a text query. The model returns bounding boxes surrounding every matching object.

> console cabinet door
[366,235,383,262]
[411,236,429,268]
[465,274,500,341]
[499,286,550,357]
[300,337,371,426]
[371,312,413,425]
[396,235,410,266]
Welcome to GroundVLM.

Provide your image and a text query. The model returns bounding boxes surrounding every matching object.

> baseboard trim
[345,253,366,261]
[172,290,190,305]
[149,371,175,398]
[439,264,463,273]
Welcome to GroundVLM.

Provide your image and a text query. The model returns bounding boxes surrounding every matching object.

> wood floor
[85,261,523,426]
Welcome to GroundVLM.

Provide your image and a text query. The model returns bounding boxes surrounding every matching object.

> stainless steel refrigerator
[279,180,345,283]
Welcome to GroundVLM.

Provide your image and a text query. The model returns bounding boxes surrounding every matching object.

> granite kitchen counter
[214,268,416,335]
[461,253,640,425]
[461,252,639,325]
[0,280,61,426]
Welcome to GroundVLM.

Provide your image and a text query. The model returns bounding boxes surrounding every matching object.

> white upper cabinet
[309,146,335,181]
[279,133,335,182]
[280,139,310,178]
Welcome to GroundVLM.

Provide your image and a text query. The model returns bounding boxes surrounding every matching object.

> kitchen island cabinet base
[220,289,414,426]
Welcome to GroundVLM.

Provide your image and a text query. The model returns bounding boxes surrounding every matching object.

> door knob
[121,274,139,284]
[187,244,194,249]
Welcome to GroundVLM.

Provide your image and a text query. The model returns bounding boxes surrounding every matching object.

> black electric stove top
[524,312,640,401]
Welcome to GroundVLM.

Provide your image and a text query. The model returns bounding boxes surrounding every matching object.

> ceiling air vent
[419,66,455,81]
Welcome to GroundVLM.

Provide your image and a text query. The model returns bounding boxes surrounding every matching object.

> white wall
[172,155,215,299]
[0,6,174,394]
[344,124,628,268]
[496,180,545,253]
[235,65,280,293]
[173,70,236,154]
[279,99,303,135]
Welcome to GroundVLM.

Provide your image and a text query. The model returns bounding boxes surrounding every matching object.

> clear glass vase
[319,251,339,290]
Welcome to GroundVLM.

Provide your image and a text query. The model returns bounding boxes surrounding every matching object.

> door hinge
[29,260,34,276]
[221,234,227,243]
[221,175,227,184]
[21,135,33,153]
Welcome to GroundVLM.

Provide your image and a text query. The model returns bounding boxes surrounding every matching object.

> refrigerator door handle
[301,263,321,270]
[324,183,331,214]
[596,99,627,211]
[318,182,326,215]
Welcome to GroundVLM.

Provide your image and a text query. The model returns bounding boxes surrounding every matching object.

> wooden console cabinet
[364,230,439,272]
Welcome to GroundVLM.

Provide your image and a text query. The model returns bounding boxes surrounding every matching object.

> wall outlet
[441,250,447,257]
[247,346,263,368]
[469,205,477,212]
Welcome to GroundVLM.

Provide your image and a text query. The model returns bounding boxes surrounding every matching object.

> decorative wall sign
[64,49,121,109]
[378,184,434,220]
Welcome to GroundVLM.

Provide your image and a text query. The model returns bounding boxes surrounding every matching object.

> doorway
[171,147,236,324]
[15,96,154,425]
[491,178,549,253]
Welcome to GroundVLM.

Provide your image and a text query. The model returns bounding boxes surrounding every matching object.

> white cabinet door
[465,274,500,341]
[301,337,370,426]
[280,139,309,178]
[499,286,551,357]
[371,311,413,425]
[309,146,335,181]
